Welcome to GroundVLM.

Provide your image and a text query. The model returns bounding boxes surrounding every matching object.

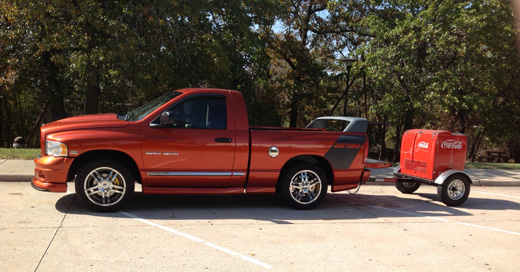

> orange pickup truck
[33,88,372,211]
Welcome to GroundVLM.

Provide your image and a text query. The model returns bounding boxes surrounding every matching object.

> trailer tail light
[400,129,467,180]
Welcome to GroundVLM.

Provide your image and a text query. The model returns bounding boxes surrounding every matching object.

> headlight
[45,140,68,157]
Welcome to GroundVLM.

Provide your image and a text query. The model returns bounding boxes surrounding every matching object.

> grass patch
[465,161,520,170]
[0,148,40,160]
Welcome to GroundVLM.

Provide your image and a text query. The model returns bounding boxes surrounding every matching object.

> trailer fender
[434,170,473,185]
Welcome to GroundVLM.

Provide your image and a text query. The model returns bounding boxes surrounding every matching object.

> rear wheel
[395,180,421,194]
[278,164,328,210]
[75,160,134,212]
[437,174,470,206]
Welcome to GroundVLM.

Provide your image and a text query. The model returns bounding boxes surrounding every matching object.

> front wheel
[278,164,328,210]
[437,174,470,206]
[75,160,135,212]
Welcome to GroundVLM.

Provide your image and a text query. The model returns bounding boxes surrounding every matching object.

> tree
[265,0,369,127]
[0,0,281,146]
[358,0,520,161]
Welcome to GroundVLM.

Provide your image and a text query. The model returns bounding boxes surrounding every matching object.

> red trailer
[367,129,472,206]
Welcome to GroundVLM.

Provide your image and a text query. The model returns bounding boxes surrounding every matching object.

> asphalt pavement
[2,182,520,271]
[2,160,520,271]
[2,158,520,186]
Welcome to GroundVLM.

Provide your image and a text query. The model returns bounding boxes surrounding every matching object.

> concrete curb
[474,180,520,187]
[0,159,35,182]
[1,174,34,182]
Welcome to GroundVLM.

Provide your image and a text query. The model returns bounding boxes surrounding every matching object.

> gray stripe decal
[148,172,245,176]
[324,135,366,170]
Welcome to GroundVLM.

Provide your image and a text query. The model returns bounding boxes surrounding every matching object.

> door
[142,94,236,187]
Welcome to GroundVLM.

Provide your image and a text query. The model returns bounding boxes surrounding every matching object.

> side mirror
[160,111,175,126]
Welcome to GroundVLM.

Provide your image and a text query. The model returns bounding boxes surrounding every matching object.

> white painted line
[473,190,520,200]
[373,206,520,236]
[457,222,520,236]
[119,211,274,270]
[374,206,451,222]
[204,242,275,269]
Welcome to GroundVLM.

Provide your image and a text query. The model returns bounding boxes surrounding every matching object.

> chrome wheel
[438,174,471,207]
[84,167,127,206]
[446,179,465,200]
[289,170,322,205]
[76,160,134,212]
[279,164,328,210]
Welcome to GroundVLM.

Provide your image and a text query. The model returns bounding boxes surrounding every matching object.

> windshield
[124,91,182,121]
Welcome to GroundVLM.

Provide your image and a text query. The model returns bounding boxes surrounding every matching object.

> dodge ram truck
[33,88,371,211]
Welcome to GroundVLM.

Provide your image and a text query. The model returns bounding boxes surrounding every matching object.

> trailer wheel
[437,174,470,206]
[278,164,327,210]
[395,181,421,194]
[75,160,134,212]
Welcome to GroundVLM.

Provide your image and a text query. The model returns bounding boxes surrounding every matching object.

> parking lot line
[473,190,520,200]
[373,206,520,236]
[119,211,275,270]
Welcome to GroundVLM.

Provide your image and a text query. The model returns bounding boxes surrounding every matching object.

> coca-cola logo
[441,140,463,149]
[417,142,429,149]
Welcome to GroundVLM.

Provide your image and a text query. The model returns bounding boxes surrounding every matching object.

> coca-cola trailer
[367,129,472,206]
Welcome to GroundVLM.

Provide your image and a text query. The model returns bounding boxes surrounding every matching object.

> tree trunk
[469,130,484,162]
[378,122,388,161]
[26,104,50,147]
[393,122,402,163]
[404,108,414,131]
[84,21,100,115]
[508,136,520,163]
[0,95,4,147]
[471,131,485,162]
[513,150,520,163]
[4,99,12,147]
[289,95,298,127]
[49,91,66,121]
[85,65,100,114]
[42,51,66,121]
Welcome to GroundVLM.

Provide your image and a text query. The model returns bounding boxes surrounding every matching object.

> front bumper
[32,155,74,192]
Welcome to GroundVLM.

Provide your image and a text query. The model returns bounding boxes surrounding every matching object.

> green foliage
[358,0,520,161]
[1,0,279,145]
[1,0,519,164]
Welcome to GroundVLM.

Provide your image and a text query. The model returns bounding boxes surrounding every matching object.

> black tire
[75,160,135,212]
[278,164,328,210]
[437,174,471,206]
[395,180,421,194]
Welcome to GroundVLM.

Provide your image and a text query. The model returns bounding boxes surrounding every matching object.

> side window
[170,97,227,129]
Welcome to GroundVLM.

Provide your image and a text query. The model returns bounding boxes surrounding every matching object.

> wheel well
[277,155,334,189]
[67,150,141,183]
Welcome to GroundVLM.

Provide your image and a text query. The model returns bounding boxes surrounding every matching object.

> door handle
[215,138,232,143]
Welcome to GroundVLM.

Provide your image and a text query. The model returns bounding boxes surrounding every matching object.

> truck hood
[42,114,130,134]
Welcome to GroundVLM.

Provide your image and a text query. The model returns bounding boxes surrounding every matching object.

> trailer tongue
[365,129,472,206]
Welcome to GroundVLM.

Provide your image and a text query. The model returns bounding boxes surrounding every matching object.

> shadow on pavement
[414,192,520,211]
[54,191,519,222]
